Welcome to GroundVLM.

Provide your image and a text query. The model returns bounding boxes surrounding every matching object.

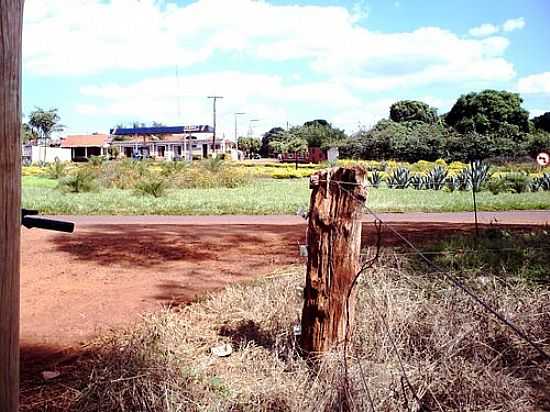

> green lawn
[22,176,550,215]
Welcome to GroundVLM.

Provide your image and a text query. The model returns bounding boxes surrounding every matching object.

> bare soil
[20,216,543,373]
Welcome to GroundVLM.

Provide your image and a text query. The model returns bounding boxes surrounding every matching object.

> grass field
[23,176,550,215]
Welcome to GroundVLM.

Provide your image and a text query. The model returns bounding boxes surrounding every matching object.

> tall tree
[269,129,308,169]
[445,89,530,134]
[389,100,438,124]
[237,136,260,158]
[260,126,284,157]
[299,120,347,149]
[0,1,24,411]
[28,107,64,163]
[21,121,36,143]
[533,112,550,133]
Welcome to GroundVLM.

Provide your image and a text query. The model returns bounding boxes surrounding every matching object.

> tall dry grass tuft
[21,257,550,411]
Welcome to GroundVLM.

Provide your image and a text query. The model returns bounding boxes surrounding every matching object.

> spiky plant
[134,176,169,198]
[45,160,67,179]
[530,177,543,192]
[368,170,382,188]
[426,166,448,190]
[202,156,225,173]
[410,174,425,190]
[455,169,472,191]
[386,167,411,189]
[468,161,491,192]
[88,155,106,167]
[445,176,459,192]
[540,172,550,191]
[58,168,98,193]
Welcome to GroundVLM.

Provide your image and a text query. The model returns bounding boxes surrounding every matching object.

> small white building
[22,143,71,164]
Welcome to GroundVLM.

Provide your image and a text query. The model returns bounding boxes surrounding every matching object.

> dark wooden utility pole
[0,1,24,410]
[301,166,367,355]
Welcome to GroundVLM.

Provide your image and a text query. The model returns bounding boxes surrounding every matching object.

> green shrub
[202,157,224,172]
[172,167,252,189]
[88,155,107,167]
[489,172,532,194]
[58,168,98,193]
[161,160,191,176]
[99,159,149,189]
[45,160,68,179]
[134,176,168,198]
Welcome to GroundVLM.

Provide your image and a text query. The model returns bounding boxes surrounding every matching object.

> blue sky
[22,0,550,138]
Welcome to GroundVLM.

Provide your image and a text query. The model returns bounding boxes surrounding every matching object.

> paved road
[45,210,550,226]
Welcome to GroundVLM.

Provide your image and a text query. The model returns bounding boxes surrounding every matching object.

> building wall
[23,145,72,164]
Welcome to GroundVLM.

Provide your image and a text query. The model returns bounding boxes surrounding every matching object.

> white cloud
[25,0,514,84]
[502,17,525,32]
[517,72,550,94]
[467,17,525,38]
[469,23,499,37]
[79,72,363,136]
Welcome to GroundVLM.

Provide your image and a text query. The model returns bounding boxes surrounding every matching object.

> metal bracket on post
[21,209,75,233]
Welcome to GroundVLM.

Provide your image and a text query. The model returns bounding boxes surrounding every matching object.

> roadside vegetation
[21,229,550,411]
[22,157,550,215]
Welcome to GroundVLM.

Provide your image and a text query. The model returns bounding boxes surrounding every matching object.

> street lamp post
[207,96,223,155]
[234,112,246,153]
[248,119,260,137]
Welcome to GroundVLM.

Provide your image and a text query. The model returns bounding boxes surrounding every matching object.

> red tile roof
[61,134,109,148]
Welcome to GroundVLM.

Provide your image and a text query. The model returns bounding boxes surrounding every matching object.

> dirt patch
[22,221,527,352]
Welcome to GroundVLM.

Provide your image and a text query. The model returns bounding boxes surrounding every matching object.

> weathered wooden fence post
[0,1,24,411]
[301,166,367,355]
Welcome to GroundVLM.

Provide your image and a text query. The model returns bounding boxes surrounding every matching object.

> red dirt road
[21,211,550,353]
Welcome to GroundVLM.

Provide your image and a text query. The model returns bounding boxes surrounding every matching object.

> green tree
[269,130,308,169]
[28,108,64,163]
[260,127,284,157]
[389,100,438,124]
[20,121,36,144]
[237,136,261,158]
[298,120,347,149]
[533,112,550,133]
[445,90,530,134]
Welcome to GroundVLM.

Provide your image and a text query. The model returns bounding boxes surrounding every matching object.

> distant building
[60,134,110,162]
[22,143,71,164]
[109,125,234,160]
[279,146,339,164]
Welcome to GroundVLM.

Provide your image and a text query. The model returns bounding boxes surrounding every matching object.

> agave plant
[410,175,423,190]
[455,169,471,191]
[386,167,412,189]
[468,161,491,192]
[426,165,448,190]
[530,177,543,192]
[540,172,550,191]
[368,170,382,188]
[445,176,459,192]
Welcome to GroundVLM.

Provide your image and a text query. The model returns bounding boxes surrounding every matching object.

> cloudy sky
[22,0,550,138]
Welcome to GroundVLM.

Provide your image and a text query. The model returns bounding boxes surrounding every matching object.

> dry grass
[21,255,550,411]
